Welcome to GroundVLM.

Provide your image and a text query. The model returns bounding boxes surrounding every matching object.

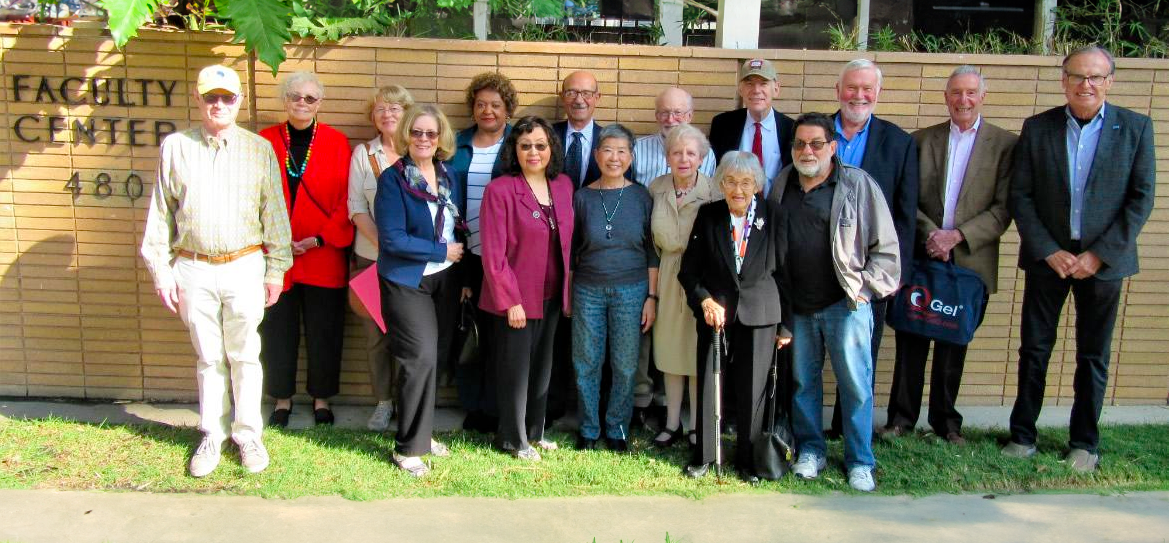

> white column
[715,0,761,49]
[1034,0,1057,54]
[660,0,684,46]
[856,0,869,51]
[473,0,490,41]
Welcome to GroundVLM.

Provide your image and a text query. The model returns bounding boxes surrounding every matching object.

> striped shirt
[141,126,293,289]
[630,132,716,186]
[465,141,502,255]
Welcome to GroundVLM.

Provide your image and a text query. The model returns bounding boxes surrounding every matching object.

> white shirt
[631,132,717,185]
[564,119,595,184]
[465,140,502,255]
[943,116,980,230]
[737,108,781,195]
[347,137,393,261]
[423,201,456,276]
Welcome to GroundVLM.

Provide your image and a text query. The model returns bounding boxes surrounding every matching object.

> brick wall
[1,25,1167,407]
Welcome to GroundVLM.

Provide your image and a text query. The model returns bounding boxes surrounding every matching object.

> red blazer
[260,121,354,290]
[478,173,574,318]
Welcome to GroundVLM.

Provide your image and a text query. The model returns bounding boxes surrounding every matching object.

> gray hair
[1063,45,1116,75]
[664,123,710,159]
[597,123,635,150]
[713,151,765,192]
[948,65,987,94]
[279,71,325,99]
[840,59,883,88]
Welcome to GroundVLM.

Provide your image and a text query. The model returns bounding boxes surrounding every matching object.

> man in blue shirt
[1004,46,1155,472]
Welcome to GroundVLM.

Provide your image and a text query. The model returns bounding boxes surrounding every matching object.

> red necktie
[752,122,764,168]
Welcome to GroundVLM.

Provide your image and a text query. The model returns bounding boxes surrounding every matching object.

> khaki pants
[174,252,266,444]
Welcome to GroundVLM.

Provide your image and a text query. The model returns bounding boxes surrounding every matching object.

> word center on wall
[1,25,1167,406]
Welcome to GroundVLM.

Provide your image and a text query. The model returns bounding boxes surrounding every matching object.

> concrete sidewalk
[2,399,1168,543]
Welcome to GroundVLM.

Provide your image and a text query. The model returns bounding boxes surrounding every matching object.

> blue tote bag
[887,259,988,345]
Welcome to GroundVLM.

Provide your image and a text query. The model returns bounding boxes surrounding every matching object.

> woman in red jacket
[259,71,355,427]
[478,116,574,460]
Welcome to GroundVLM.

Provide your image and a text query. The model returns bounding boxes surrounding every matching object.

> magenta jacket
[478,173,575,318]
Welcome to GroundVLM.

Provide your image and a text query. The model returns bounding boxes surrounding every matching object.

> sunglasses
[410,129,439,140]
[519,143,549,152]
[792,140,829,151]
[201,93,240,106]
[286,92,321,105]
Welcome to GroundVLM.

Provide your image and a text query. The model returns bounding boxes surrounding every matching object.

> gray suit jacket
[1009,103,1156,280]
[912,119,1016,293]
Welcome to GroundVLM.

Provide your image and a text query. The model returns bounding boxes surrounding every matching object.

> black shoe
[653,425,684,448]
[605,438,629,453]
[684,463,710,478]
[737,469,760,485]
[268,407,291,428]
[576,434,598,450]
[313,407,334,426]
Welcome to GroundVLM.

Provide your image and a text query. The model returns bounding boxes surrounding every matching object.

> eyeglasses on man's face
[562,89,599,100]
[792,139,830,151]
[201,93,240,106]
[1064,72,1110,86]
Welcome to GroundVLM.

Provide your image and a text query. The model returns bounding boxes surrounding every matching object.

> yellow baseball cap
[196,65,242,95]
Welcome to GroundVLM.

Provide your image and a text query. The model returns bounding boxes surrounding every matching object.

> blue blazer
[1009,103,1156,280]
[375,159,467,288]
[844,113,920,283]
[446,124,512,182]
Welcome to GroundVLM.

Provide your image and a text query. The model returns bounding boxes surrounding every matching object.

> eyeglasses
[286,92,321,105]
[201,93,240,106]
[721,180,757,191]
[655,109,691,120]
[410,129,439,140]
[792,139,830,151]
[1065,72,1110,86]
[374,105,405,115]
[562,89,599,100]
[519,143,549,152]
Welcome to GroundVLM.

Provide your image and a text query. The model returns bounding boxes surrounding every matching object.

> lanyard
[729,197,756,274]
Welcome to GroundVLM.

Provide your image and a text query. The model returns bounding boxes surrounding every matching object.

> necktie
[752,122,764,169]
[566,131,584,188]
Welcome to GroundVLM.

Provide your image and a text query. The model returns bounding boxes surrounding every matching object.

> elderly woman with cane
[677,151,790,483]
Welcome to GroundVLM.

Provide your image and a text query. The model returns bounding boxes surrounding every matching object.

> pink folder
[349,265,385,333]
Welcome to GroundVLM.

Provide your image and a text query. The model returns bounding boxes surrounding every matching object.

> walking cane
[712,327,724,479]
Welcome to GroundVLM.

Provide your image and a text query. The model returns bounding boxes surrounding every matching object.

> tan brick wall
[2,26,1167,408]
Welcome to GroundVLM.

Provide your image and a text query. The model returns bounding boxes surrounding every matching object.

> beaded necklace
[282,121,317,178]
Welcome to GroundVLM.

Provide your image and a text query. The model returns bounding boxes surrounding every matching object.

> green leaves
[99,0,161,46]
[219,0,293,75]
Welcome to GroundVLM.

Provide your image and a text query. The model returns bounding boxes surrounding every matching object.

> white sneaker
[367,401,394,432]
[189,437,223,478]
[238,438,270,474]
[848,465,876,492]
[792,452,827,480]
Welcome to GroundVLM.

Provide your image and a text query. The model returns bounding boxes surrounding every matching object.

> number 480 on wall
[64,171,146,202]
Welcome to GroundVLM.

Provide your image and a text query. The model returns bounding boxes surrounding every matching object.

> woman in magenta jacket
[258,71,354,428]
[478,116,574,461]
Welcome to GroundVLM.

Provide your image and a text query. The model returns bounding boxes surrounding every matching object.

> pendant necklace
[524,174,556,231]
[598,181,627,239]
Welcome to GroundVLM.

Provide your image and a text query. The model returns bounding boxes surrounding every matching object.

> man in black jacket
[708,58,795,197]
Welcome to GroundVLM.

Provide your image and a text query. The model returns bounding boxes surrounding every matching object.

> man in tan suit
[878,65,1016,444]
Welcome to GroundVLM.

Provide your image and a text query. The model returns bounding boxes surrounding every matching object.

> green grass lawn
[1,417,1167,500]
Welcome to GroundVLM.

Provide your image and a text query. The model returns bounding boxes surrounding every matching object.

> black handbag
[456,297,479,366]
[753,347,794,480]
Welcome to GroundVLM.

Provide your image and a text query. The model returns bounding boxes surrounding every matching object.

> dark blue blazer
[1009,103,1156,280]
[446,124,512,181]
[841,112,920,283]
[707,107,795,169]
[375,159,467,288]
[554,120,603,188]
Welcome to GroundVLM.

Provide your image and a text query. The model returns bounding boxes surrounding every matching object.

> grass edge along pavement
[1,416,1167,500]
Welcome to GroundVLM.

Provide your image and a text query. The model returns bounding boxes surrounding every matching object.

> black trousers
[380,267,459,456]
[886,330,969,435]
[492,299,560,451]
[691,321,775,473]
[1009,265,1122,453]
[454,253,497,418]
[260,283,346,400]
[831,297,887,434]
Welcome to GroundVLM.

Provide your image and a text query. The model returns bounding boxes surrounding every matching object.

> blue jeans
[791,298,875,468]
[572,280,647,440]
